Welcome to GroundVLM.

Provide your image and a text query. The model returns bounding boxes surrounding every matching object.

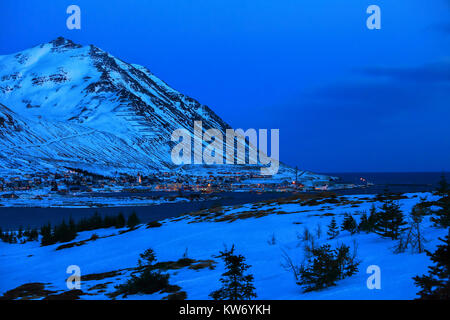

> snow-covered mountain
[0,37,228,174]
[0,37,322,181]
[0,103,163,174]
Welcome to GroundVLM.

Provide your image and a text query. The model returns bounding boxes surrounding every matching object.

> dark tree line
[40,211,141,246]
[326,200,407,241]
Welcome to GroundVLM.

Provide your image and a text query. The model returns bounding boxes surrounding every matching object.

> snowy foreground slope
[0,192,446,300]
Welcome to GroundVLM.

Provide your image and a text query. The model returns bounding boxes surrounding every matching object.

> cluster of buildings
[0,168,336,196]
[0,174,49,192]
[0,171,115,195]
[149,171,334,193]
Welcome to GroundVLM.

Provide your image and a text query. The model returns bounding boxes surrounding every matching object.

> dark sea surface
[327,172,449,195]
[0,172,447,229]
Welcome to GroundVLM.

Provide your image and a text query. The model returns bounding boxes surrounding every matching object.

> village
[0,167,346,201]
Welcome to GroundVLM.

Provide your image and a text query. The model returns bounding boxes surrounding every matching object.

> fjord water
[0,172,447,229]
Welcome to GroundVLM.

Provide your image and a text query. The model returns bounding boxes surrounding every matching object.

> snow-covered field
[0,192,446,300]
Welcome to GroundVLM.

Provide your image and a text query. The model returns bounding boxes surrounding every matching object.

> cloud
[357,60,450,84]
[291,60,450,132]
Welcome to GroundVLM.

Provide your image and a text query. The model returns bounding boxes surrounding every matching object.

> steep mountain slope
[0,103,159,175]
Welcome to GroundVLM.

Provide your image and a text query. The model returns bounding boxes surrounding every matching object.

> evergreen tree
[297,244,338,292]
[91,211,103,229]
[413,230,450,299]
[210,245,257,300]
[102,215,115,228]
[297,243,360,292]
[116,212,126,228]
[431,193,450,228]
[40,222,54,246]
[68,217,78,240]
[327,217,339,239]
[76,217,88,232]
[358,208,378,232]
[114,248,170,298]
[54,220,75,243]
[341,214,357,234]
[335,243,360,279]
[373,201,406,240]
[437,173,448,195]
[52,225,58,242]
[367,204,379,231]
[127,212,141,228]
[358,213,371,233]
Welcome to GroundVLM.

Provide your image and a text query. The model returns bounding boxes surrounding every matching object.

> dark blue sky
[1,0,449,172]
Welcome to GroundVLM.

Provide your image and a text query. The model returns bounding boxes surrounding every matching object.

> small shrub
[297,243,360,292]
[395,206,427,254]
[90,233,99,241]
[165,291,187,300]
[114,269,170,297]
[147,221,163,228]
[113,248,170,298]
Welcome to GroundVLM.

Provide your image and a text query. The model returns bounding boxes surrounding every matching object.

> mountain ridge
[0,37,329,183]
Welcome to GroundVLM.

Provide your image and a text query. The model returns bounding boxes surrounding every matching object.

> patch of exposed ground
[0,283,90,300]
[151,258,216,271]
[181,192,418,224]
[0,283,56,300]
[55,227,139,251]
